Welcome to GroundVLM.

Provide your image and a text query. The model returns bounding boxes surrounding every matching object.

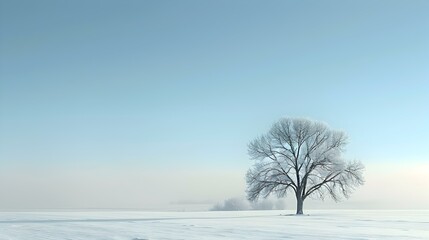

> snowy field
[0,210,427,240]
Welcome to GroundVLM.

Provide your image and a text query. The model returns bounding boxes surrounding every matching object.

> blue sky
[0,1,428,209]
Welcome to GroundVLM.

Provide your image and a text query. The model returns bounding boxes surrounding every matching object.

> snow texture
[0,210,427,239]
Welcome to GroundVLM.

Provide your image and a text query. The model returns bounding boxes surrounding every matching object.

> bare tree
[246,118,364,214]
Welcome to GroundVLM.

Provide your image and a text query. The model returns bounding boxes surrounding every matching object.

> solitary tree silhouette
[246,118,364,214]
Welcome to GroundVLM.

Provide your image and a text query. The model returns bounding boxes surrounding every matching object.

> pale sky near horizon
[0,0,428,210]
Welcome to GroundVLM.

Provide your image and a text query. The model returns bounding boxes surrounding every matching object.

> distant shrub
[211,197,286,211]
[210,198,250,211]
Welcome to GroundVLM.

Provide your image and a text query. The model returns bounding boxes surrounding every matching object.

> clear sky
[0,0,428,210]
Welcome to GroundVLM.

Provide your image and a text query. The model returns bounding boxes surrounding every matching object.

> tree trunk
[296,196,304,215]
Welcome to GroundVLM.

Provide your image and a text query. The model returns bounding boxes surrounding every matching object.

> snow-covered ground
[0,210,427,239]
